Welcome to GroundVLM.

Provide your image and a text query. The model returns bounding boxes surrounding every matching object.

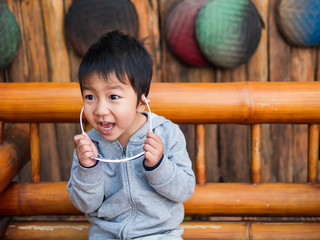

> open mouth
[99,122,115,133]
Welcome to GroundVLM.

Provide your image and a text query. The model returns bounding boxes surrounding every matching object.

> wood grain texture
[269,0,293,182]
[131,0,161,83]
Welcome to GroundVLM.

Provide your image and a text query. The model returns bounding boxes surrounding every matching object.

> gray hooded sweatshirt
[68,113,196,239]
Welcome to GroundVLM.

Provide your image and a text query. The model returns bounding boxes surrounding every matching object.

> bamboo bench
[0,81,319,240]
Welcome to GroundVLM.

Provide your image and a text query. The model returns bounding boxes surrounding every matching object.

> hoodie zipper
[119,147,137,239]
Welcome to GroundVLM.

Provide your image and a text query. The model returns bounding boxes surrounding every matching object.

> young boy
[67,31,195,240]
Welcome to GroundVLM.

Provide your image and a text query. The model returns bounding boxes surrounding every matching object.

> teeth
[102,126,113,130]
[100,122,114,131]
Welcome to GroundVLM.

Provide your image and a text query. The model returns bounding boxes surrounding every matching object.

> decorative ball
[165,0,210,67]
[0,1,21,70]
[195,0,263,69]
[275,0,320,47]
[65,0,139,56]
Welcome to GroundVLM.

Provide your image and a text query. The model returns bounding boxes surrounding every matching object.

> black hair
[78,31,153,103]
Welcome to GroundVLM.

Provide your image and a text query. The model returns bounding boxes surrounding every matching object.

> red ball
[165,0,210,67]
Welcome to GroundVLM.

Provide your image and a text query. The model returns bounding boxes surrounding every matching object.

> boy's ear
[137,95,150,113]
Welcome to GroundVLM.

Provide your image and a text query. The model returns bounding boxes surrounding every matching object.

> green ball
[0,1,21,70]
[195,0,262,69]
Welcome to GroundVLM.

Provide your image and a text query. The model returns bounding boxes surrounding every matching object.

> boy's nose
[94,102,110,116]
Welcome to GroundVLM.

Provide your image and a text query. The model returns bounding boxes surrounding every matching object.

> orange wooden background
[1,0,319,183]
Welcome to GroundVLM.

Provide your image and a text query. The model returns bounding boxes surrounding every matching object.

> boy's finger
[147,132,162,145]
[74,134,86,143]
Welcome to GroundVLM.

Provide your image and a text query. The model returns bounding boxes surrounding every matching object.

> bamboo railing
[0,82,319,239]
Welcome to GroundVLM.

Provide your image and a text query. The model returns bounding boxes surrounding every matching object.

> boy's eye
[85,95,95,101]
[110,95,120,100]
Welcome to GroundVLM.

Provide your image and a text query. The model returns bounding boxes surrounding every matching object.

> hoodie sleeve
[67,150,105,213]
[144,123,196,203]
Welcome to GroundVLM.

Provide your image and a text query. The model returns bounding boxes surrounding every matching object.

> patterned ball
[0,1,21,70]
[65,0,139,56]
[195,0,263,69]
[275,0,320,47]
[165,0,210,67]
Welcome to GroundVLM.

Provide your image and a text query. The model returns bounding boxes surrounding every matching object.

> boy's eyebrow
[81,82,124,91]
[108,84,123,90]
[81,85,92,91]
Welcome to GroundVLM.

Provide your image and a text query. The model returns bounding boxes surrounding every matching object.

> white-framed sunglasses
[79,96,152,163]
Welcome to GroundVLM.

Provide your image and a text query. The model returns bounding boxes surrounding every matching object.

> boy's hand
[74,133,98,167]
[143,131,164,167]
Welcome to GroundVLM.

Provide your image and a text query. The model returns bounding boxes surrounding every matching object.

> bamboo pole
[0,125,30,194]
[308,124,319,183]
[1,82,320,124]
[195,124,206,185]
[0,182,79,216]
[30,123,40,182]
[0,182,319,217]
[184,183,320,216]
[3,221,320,240]
[251,124,262,183]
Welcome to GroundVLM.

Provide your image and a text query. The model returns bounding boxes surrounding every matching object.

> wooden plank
[131,0,161,83]
[291,48,317,182]
[250,0,272,183]
[269,0,293,182]
[41,0,75,181]
[39,123,61,181]
[20,0,48,83]
[219,66,249,182]
[63,0,82,83]
[1,182,319,217]
[41,0,70,83]
[62,1,85,181]
[249,0,268,83]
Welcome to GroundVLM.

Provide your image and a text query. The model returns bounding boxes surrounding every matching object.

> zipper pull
[122,147,126,156]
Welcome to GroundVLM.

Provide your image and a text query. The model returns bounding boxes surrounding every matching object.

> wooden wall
[1,0,319,183]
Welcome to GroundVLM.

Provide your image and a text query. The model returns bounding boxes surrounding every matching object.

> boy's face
[82,73,147,147]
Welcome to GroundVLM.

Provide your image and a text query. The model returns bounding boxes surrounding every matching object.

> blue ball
[275,0,320,47]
